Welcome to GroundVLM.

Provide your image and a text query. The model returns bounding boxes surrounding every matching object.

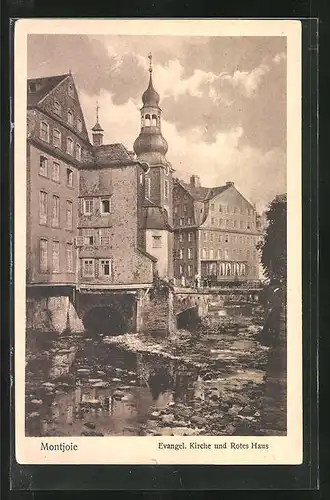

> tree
[258,194,287,285]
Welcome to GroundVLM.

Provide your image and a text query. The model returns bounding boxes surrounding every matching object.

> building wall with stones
[78,162,155,285]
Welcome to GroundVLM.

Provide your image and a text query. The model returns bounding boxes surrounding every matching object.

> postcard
[14,18,302,465]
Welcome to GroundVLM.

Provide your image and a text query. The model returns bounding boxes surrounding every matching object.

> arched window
[145,114,151,126]
[152,114,157,126]
[40,121,49,142]
[67,109,74,125]
[53,129,61,148]
[202,248,207,259]
[66,137,73,155]
[209,248,214,259]
[76,143,81,160]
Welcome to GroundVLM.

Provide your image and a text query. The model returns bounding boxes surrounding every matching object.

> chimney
[190,175,201,188]
[226,181,234,187]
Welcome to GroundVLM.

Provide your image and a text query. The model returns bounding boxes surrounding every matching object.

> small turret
[92,102,104,146]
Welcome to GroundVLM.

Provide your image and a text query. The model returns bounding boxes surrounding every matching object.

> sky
[27,34,287,212]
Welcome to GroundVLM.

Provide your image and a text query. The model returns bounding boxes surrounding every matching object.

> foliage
[257,194,287,285]
[149,274,174,299]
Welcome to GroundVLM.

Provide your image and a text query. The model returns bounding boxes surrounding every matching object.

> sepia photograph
[15,19,302,465]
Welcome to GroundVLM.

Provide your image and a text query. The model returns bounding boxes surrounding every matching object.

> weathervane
[148,52,153,73]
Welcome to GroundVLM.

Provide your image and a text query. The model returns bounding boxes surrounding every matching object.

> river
[25,306,270,437]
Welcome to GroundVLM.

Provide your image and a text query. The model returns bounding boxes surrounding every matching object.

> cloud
[81,89,285,211]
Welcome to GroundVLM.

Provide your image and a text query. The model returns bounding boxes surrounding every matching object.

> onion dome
[142,74,160,107]
[133,131,168,157]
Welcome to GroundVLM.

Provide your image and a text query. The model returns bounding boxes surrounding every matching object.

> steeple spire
[92,100,104,146]
[148,52,153,73]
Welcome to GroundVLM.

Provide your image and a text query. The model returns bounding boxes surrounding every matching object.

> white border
[14,19,302,465]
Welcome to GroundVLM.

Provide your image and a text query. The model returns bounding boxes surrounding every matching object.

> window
[145,114,151,127]
[83,229,94,246]
[67,109,74,125]
[179,264,184,275]
[152,235,162,248]
[66,243,73,272]
[179,249,184,259]
[51,195,60,227]
[66,201,73,229]
[52,161,60,182]
[39,191,48,224]
[164,179,169,199]
[174,205,178,214]
[187,217,192,224]
[247,250,250,258]
[54,100,62,115]
[233,220,237,228]
[218,234,222,242]
[218,204,222,212]
[239,236,243,244]
[66,168,73,187]
[224,249,229,260]
[188,248,193,259]
[76,143,81,161]
[188,232,193,242]
[100,198,111,214]
[209,249,214,259]
[39,239,48,272]
[219,218,223,226]
[100,259,111,276]
[217,249,222,259]
[152,114,157,126]
[66,137,73,155]
[83,259,94,277]
[53,129,61,148]
[232,249,236,258]
[202,248,207,259]
[179,218,184,226]
[183,204,187,212]
[210,203,215,211]
[225,234,229,243]
[179,233,184,243]
[234,206,237,214]
[211,217,215,225]
[77,118,82,132]
[39,156,48,177]
[188,264,193,277]
[210,233,213,242]
[203,232,208,241]
[100,228,111,245]
[68,84,74,98]
[226,219,230,227]
[145,177,151,198]
[139,172,143,184]
[52,241,60,273]
[40,121,49,142]
[84,199,93,215]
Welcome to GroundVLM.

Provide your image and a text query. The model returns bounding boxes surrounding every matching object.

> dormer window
[54,100,62,115]
[39,121,49,142]
[77,118,82,132]
[67,109,74,125]
[68,83,74,98]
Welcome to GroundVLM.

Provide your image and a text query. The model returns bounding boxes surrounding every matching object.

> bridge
[72,283,262,336]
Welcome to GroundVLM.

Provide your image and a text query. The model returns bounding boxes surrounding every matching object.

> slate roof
[27,74,70,107]
[179,181,229,201]
[142,205,172,231]
[92,144,134,164]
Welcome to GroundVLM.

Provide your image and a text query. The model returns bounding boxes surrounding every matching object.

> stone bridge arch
[76,292,136,335]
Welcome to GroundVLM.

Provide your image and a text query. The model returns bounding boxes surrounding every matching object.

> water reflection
[26,318,268,437]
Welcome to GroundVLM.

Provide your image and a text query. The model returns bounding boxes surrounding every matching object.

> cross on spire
[96,101,100,122]
[148,52,153,73]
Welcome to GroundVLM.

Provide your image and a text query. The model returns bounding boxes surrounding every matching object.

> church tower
[91,102,104,146]
[133,53,173,224]
[134,54,174,279]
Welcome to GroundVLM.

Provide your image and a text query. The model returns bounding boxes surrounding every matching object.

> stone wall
[27,294,84,334]
[139,290,175,336]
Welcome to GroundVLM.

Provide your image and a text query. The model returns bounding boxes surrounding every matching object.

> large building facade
[173,176,261,284]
